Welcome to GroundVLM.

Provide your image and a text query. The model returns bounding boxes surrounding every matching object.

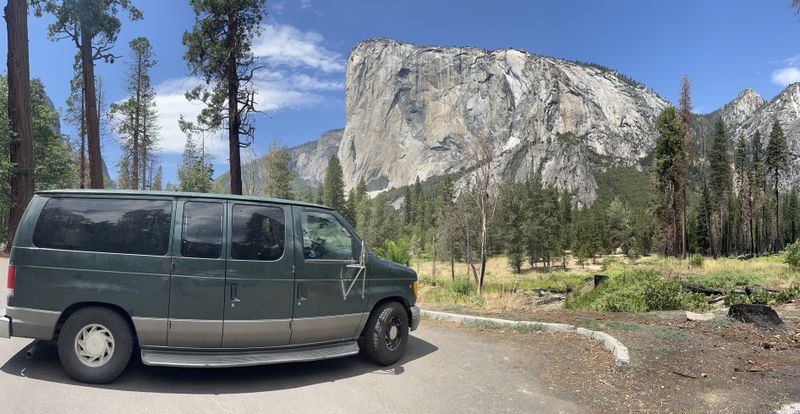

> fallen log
[683,284,724,295]
[536,297,563,305]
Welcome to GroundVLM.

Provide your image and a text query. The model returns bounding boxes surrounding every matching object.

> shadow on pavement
[0,336,438,393]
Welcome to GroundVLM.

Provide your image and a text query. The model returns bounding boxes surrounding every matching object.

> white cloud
[299,0,312,10]
[152,71,341,156]
[147,23,343,161]
[772,67,800,86]
[253,24,344,72]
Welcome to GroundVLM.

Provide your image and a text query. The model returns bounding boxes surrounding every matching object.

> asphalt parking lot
[1,278,581,414]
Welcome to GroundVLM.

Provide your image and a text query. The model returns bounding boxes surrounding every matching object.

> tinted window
[301,212,353,260]
[33,197,172,255]
[181,202,223,259]
[231,205,285,261]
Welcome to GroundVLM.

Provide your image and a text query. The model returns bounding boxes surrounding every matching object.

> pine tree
[751,131,766,253]
[110,37,160,190]
[262,140,293,199]
[37,0,142,188]
[766,120,789,251]
[343,188,357,227]
[5,0,35,250]
[651,107,686,256]
[559,193,573,267]
[498,180,525,273]
[734,135,753,253]
[403,186,413,225]
[322,155,346,211]
[707,118,733,257]
[435,176,457,280]
[182,0,267,195]
[607,197,633,257]
[152,166,163,191]
[677,75,692,258]
[178,136,213,193]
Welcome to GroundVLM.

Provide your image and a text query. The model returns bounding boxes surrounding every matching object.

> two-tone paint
[0,190,419,356]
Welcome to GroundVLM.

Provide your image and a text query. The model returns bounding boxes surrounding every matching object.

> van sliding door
[221,202,294,348]
[167,200,226,348]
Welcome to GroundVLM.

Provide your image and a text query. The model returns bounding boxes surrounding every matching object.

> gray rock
[338,39,670,204]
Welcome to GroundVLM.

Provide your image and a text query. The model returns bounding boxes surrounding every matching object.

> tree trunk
[227,10,242,195]
[131,54,141,190]
[5,0,34,251]
[478,210,487,295]
[449,238,454,281]
[80,25,103,189]
[681,188,687,259]
[774,174,780,252]
[79,85,86,189]
[431,233,436,279]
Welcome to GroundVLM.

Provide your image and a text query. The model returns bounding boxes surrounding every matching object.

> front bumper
[0,309,10,339]
[409,305,420,331]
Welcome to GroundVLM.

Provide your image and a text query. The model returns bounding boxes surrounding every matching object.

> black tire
[57,307,134,384]
[361,301,409,366]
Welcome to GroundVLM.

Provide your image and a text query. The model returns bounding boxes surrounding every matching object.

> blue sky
[2,0,800,185]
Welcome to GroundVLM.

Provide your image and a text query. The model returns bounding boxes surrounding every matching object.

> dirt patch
[427,305,800,413]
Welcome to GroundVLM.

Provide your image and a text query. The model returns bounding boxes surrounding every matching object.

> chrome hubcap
[74,324,114,367]
[385,316,403,351]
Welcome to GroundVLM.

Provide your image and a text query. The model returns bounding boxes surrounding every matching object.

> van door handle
[231,283,241,307]
[297,283,307,306]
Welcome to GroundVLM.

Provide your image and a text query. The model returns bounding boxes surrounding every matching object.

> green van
[0,190,420,383]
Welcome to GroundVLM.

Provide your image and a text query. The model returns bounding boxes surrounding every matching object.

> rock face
[338,39,670,204]
[288,128,343,187]
[715,88,766,132]
[736,84,800,189]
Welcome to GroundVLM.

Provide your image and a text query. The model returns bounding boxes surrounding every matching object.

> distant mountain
[289,128,343,188]
[337,39,670,205]
[217,39,800,204]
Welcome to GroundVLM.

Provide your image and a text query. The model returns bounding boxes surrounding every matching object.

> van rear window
[33,197,173,255]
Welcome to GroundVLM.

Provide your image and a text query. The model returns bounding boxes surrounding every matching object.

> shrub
[566,269,710,313]
[384,238,411,266]
[601,256,617,271]
[452,277,474,296]
[785,241,800,268]
[690,253,704,267]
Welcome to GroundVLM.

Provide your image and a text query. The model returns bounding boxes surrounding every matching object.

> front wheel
[361,302,409,366]
[57,307,134,384]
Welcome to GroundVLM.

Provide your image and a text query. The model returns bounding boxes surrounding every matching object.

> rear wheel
[57,307,133,384]
[361,301,409,366]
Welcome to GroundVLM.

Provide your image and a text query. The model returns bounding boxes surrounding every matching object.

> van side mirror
[359,239,366,266]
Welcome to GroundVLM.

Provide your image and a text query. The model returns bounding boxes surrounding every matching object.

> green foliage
[451,277,474,296]
[785,241,800,268]
[567,269,710,313]
[182,0,267,192]
[650,107,687,256]
[724,286,799,306]
[110,36,160,190]
[384,237,412,266]
[601,256,617,271]
[262,140,294,199]
[322,155,346,211]
[177,136,214,193]
[690,253,704,267]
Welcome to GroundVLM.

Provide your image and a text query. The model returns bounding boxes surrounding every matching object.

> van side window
[32,197,172,255]
[301,212,353,261]
[181,202,223,259]
[231,204,285,261]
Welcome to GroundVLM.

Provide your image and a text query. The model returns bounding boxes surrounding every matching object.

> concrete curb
[421,310,630,366]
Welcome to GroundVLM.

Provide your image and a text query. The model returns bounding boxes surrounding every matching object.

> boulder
[727,304,783,328]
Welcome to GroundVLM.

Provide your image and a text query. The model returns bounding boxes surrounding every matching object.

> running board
[141,342,360,368]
